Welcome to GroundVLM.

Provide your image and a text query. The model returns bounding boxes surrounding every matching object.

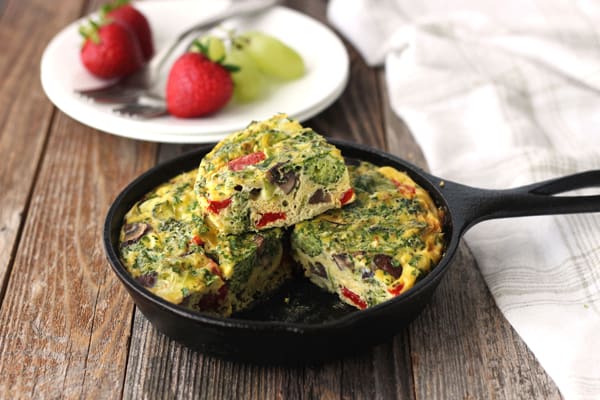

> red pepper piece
[340,188,354,206]
[228,151,266,171]
[207,198,232,214]
[388,282,405,296]
[217,284,228,299]
[341,287,367,310]
[256,212,286,228]
[198,284,228,311]
[207,259,224,279]
[392,180,416,197]
[190,235,204,246]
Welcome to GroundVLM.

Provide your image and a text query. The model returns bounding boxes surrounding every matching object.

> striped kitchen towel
[328,1,600,399]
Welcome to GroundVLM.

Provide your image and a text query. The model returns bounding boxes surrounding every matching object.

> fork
[113,101,169,118]
[75,0,278,104]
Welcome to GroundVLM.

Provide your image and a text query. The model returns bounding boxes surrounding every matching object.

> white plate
[40,1,349,143]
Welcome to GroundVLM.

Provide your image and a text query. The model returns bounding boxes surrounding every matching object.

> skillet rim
[103,139,462,333]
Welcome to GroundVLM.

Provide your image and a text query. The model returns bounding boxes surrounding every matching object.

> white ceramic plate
[40,1,349,143]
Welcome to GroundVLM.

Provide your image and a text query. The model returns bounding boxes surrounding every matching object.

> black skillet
[104,140,600,363]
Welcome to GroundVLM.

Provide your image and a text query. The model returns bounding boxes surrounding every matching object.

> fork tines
[113,103,168,119]
[75,87,143,104]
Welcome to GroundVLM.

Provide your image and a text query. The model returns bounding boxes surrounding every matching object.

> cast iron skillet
[104,140,600,363]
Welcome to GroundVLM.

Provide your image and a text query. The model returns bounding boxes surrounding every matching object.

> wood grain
[406,244,561,400]
[0,0,83,304]
[125,310,414,400]
[0,111,156,398]
[0,0,158,397]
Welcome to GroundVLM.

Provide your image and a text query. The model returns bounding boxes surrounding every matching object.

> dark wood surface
[0,0,562,398]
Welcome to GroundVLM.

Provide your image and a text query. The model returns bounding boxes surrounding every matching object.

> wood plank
[0,0,84,303]
[0,113,156,398]
[125,309,415,399]
[380,74,562,399]
[0,0,158,397]
[408,245,561,399]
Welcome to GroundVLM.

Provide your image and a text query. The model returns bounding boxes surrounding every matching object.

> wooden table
[0,0,563,398]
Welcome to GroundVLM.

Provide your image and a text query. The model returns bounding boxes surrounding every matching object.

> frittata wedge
[291,161,445,309]
[119,170,291,316]
[195,114,354,235]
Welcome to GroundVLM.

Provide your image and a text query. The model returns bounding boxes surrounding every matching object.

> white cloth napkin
[328,1,600,399]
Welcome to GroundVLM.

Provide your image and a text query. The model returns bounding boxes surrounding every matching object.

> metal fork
[113,101,169,118]
[75,0,278,104]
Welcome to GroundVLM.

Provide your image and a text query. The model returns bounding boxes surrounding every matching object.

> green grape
[240,31,305,80]
[224,46,264,102]
[191,35,226,62]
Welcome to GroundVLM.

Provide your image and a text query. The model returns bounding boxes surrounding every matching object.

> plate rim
[40,2,350,143]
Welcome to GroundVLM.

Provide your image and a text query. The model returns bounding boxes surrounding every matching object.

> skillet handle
[440,170,600,234]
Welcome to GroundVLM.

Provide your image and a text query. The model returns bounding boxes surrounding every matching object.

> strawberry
[166,53,234,118]
[80,19,144,79]
[101,0,154,61]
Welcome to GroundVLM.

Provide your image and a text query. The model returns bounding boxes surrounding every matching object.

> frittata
[119,170,291,316]
[195,114,354,235]
[291,161,445,309]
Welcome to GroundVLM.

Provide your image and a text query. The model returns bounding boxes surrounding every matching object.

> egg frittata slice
[119,170,291,316]
[195,114,354,235]
[291,161,445,310]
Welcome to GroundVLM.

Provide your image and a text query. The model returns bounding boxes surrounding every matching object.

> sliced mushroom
[361,269,374,279]
[372,254,402,278]
[278,172,297,194]
[122,222,151,246]
[308,189,332,204]
[266,163,297,194]
[310,262,327,278]
[332,253,353,271]
[249,188,262,200]
[135,272,157,288]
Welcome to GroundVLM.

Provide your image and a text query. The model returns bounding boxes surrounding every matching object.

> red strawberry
[166,53,233,118]
[102,0,154,61]
[80,20,144,79]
